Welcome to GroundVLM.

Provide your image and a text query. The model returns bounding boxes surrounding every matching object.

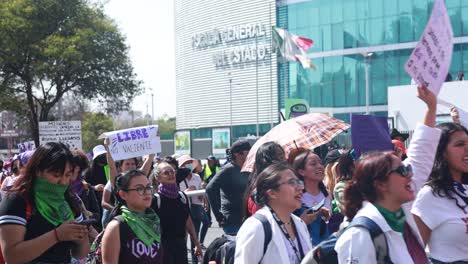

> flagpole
[256,33,259,138]
[269,1,273,129]
[283,23,288,120]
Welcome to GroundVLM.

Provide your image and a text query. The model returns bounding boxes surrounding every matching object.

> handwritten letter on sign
[99,125,161,161]
[404,0,453,95]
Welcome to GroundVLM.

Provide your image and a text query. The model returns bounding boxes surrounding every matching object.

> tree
[82,112,113,152]
[0,0,143,146]
[156,115,176,139]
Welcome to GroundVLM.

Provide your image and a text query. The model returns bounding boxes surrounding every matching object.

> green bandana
[34,177,74,226]
[104,165,110,181]
[373,203,406,233]
[120,206,161,247]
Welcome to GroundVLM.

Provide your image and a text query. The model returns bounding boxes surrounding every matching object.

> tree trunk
[25,80,39,146]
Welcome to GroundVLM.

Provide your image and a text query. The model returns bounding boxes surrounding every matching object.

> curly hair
[427,122,468,211]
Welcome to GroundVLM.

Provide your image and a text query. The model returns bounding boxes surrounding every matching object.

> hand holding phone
[77,219,97,226]
[306,199,326,214]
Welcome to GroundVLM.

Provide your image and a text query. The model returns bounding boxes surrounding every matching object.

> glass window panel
[448,8,461,37]
[370,53,384,79]
[357,77,366,106]
[308,7,320,27]
[371,78,386,105]
[450,45,462,77]
[369,18,384,45]
[446,0,460,8]
[319,4,331,25]
[323,57,333,82]
[310,85,322,107]
[463,44,468,73]
[399,0,412,15]
[462,7,468,36]
[331,23,344,50]
[356,0,370,19]
[343,1,356,21]
[357,19,370,47]
[345,79,359,106]
[399,15,413,42]
[413,4,428,38]
[334,80,346,107]
[384,0,398,16]
[398,49,412,83]
[384,16,399,44]
[330,56,344,82]
[309,57,323,85]
[369,0,383,18]
[343,21,357,48]
[322,82,333,107]
[297,5,310,29]
[309,26,322,52]
[289,63,298,87]
[344,56,357,81]
[331,0,344,23]
[322,25,332,51]
[385,52,399,79]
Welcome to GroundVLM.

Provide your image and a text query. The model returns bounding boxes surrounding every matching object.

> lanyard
[267,206,304,262]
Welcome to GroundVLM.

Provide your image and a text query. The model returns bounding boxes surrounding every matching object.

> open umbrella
[242,113,350,172]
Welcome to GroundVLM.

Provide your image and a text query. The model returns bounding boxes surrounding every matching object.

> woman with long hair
[335,86,439,263]
[412,122,468,263]
[150,162,202,264]
[291,150,332,245]
[243,141,286,219]
[333,149,356,214]
[0,142,89,263]
[235,162,312,263]
[101,169,162,263]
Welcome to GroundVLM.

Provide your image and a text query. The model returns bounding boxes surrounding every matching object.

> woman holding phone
[0,142,89,264]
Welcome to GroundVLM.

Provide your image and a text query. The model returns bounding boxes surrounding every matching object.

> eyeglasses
[389,164,412,177]
[278,178,304,189]
[161,169,175,176]
[123,186,154,195]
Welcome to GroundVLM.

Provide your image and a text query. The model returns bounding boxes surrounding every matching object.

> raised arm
[103,138,119,188]
[139,154,155,176]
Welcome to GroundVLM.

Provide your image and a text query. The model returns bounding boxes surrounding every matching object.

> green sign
[285,98,309,119]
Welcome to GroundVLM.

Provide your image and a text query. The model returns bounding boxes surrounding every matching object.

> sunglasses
[123,186,154,196]
[389,164,412,177]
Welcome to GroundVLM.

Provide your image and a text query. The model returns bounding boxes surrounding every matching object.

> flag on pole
[272,26,316,70]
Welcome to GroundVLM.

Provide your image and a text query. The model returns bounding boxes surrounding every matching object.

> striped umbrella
[242,113,350,172]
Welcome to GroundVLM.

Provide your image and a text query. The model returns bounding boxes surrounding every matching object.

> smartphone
[306,199,325,214]
[78,219,97,226]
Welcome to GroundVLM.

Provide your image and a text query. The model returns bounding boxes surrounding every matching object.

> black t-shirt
[151,193,189,241]
[0,192,79,263]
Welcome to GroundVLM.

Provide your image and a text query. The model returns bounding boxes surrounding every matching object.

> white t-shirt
[104,181,112,192]
[302,191,332,210]
[411,185,468,262]
[179,173,203,205]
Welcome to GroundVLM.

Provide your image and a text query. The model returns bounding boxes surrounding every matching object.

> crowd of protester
[0,85,466,264]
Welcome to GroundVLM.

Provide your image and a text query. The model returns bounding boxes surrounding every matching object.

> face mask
[185,164,193,171]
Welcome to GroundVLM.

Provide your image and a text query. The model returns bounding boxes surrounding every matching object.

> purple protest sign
[351,114,393,158]
[404,0,453,95]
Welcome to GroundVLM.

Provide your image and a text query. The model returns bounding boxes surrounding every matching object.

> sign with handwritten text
[39,121,82,149]
[404,0,453,95]
[99,125,161,161]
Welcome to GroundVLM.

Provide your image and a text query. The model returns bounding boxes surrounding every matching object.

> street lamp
[227,72,242,144]
[151,88,154,125]
[362,52,373,114]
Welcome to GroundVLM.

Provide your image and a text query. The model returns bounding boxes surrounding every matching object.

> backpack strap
[350,217,393,264]
[252,214,272,262]
[179,191,192,208]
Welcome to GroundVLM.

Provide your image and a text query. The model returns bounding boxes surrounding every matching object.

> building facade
[174,0,468,158]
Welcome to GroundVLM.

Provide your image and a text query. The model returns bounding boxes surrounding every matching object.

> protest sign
[437,98,468,127]
[99,125,161,161]
[39,121,82,149]
[18,141,36,153]
[351,114,393,158]
[404,0,453,95]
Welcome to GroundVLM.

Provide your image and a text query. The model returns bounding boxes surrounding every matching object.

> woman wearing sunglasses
[101,169,162,263]
[411,122,468,264]
[150,162,202,264]
[235,162,312,263]
[335,86,440,263]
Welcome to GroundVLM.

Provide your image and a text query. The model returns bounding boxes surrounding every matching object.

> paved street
[187,216,224,263]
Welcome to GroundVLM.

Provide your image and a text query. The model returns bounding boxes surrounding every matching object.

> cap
[390,129,409,142]
[207,155,217,161]
[177,155,194,167]
[92,145,107,160]
[230,140,251,154]
[323,149,342,166]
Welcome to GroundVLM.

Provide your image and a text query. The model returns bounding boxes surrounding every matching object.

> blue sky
[104,0,176,118]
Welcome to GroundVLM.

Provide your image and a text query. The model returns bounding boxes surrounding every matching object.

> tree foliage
[82,112,113,152]
[0,0,143,145]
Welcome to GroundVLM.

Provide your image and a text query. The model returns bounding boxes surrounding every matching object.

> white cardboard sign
[39,121,82,149]
[404,0,453,95]
[99,125,161,161]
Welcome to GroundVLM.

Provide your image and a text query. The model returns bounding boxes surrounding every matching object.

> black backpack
[202,214,272,264]
[302,216,393,264]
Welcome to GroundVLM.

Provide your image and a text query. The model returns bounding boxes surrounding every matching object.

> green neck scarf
[373,203,406,233]
[34,177,74,226]
[120,206,161,247]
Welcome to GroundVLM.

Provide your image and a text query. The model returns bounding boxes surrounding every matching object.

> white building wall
[388,81,468,131]
[174,0,278,130]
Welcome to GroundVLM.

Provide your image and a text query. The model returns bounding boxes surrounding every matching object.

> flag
[272,26,316,70]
